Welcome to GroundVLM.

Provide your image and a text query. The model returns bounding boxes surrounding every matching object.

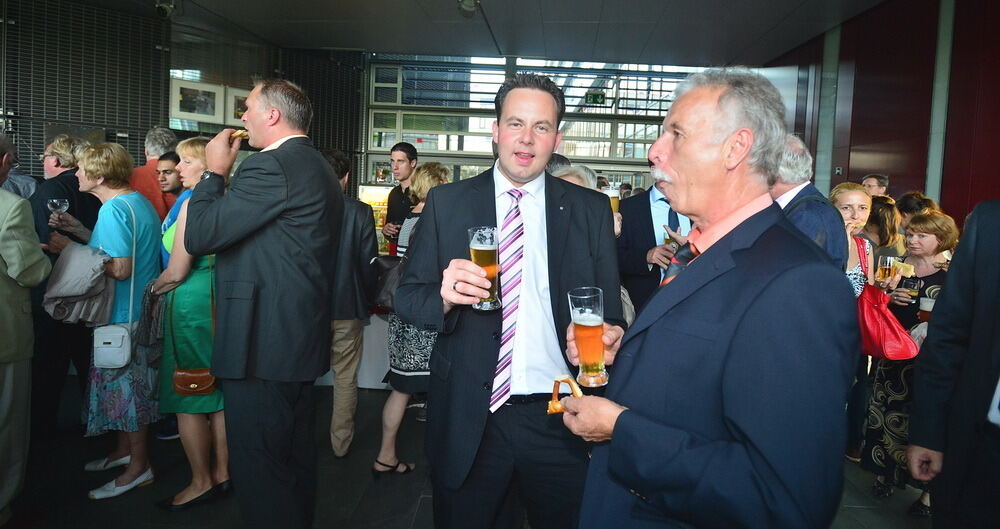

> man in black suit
[770,134,847,270]
[617,159,691,311]
[908,200,1000,528]
[395,74,625,529]
[561,68,857,529]
[322,148,377,457]
[186,79,342,529]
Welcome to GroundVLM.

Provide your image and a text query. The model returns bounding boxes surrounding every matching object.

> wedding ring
[452,281,459,292]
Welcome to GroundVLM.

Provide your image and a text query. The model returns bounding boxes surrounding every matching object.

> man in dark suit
[395,74,625,529]
[908,199,1000,528]
[617,160,691,311]
[322,148,377,457]
[186,79,342,529]
[561,68,857,529]
[770,134,848,270]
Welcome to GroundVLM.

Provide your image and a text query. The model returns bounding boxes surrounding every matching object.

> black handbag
[374,254,405,311]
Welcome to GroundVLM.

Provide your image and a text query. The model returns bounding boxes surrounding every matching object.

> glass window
[372,112,397,129]
[374,87,397,103]
[561,120,611,139]
[374,67,398,84]
[616,142,653,159]
[371,131,398,148]
[561,140,611,158]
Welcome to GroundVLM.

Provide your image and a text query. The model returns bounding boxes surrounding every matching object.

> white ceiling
[167,0,885,66]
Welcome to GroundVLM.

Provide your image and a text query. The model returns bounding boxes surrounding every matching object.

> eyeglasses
[37,153,55,161]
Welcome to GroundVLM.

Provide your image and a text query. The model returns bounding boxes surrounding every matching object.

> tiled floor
[9,382,930,529]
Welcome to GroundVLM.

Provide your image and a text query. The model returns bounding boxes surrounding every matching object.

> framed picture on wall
[169,79,225,123]
[225,87,251,126]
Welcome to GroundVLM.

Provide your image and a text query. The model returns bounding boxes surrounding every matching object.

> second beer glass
[568,286,608,387]
[468,226,501,311]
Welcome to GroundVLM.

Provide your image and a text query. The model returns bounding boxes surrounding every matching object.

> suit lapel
[468,170,498,230]
[621,205,783,347]
[545,175,569,321]
[636,190,657,248]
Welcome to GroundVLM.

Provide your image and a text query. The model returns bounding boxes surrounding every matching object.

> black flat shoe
[155,488,217,512]
[371,459,414,479]
[871,478,894,498]
[212,480,233,495]
[907,499,932,517]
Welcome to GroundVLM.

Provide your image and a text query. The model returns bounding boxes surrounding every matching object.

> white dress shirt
[774,182,810,209]
[261,134,309,152]
[492,165,566,395]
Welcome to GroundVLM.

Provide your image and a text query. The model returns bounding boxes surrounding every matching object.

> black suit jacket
[395,169,624,489]
[331,196,378,320]
[911,199,1000,519]
[616,190,660,310]
[186,137,343,382]
[782,183,848,270]
[579,204,858,529]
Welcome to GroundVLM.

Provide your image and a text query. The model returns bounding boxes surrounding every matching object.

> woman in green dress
[152,137,229,510]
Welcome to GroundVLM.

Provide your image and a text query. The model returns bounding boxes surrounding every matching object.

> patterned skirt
[384,313,435,394]
[84,339,160,436]
[860,357,928,491]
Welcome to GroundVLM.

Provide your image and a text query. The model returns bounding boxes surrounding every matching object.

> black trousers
[30,312,91,438]
[222,378,317,529]
[845,355,872,450]
[432,399,589,529]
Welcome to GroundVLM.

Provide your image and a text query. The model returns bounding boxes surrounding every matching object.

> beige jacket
[0,189,51,363]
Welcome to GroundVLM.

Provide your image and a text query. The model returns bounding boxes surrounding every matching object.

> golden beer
[608,195,620,213]
[470,245,499,307]
[875,266,892,283]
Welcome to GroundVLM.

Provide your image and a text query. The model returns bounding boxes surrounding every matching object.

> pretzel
[230,129,249,140]
[546,375,584,414]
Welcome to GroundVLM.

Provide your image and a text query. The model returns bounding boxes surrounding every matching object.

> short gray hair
[674,67,787,185]
[144,127,177,158]
[0,133,16,163]
[552,164,598,190]
[777,134,813,185]
[253,78,313,132]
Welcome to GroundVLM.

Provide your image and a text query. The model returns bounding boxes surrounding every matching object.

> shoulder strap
[119,197,138,326]
[853,236,868,275]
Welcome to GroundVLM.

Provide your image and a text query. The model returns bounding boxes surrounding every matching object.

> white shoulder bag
[93,198,139,369]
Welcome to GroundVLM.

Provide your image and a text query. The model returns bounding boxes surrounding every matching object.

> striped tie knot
[507,188,525,201]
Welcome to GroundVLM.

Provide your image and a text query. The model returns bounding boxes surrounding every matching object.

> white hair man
[131,126,178,220]
[769,133,848,269]
[561,68,858,529]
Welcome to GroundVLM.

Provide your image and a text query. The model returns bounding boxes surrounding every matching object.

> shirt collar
[492,162,544,199]
[687,193,774,255]
[649,183,667,204]
[261,134,308,152]
[774,182,810,209]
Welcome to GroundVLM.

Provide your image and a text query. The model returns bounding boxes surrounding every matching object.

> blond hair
[47,134,89,168]
[829,182,870,206]
[408,162,450,203]
[77,143,133,189]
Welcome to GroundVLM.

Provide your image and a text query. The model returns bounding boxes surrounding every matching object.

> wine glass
[46,198,69,214]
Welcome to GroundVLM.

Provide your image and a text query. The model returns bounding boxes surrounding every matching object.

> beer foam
[470,243,497,250]
[571,310,603,326]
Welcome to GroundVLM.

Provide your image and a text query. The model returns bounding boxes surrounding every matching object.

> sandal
[371,459,414,479]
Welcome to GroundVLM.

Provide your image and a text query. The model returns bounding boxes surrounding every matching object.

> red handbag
[854,237,918,360]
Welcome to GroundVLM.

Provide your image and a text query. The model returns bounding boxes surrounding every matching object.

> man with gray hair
[0,139,36,198]
[131,126,178,220]
[561,68,857,528]
[770,134,848,270]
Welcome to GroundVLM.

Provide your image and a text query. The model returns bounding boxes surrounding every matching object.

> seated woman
[151,137,229,510]
[374,162,450,476]
[861,209,959,518]
[47,143,162,500]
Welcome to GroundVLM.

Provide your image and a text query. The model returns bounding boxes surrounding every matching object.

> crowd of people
[0,68,997,529]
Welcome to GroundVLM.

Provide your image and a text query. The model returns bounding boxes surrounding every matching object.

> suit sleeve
[358,203,379,307]
[595,198,626,330]
[607,263,855,529]
[616,201,657,277]
[786,201,847,270]
[1,198,52,288]
[395,187,454,333]
[28,182,59,248]
[910,205,980,451]
[185,154,287,255]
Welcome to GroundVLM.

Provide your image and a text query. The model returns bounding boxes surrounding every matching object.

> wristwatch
[200,170,221,181]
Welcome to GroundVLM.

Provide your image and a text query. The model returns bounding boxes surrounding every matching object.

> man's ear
[723,128,753,171]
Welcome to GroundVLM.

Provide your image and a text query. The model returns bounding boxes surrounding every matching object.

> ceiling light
[458,0,478,18]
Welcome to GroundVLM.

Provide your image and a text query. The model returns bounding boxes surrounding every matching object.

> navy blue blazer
[579,204,858,529]
[617,190,660,311]
[782,183,848,270]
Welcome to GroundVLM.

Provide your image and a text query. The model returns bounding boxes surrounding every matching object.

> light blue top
[649,184,692,242]
[89,192,161,323]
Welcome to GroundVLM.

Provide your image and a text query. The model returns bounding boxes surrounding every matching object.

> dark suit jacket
[617,190,660,311]
[331,196,378,320]
[395,169,624,489]
[186,137,343,382]
[782,183,848,270]
[579,204,858,529]
[911,199,1000,521]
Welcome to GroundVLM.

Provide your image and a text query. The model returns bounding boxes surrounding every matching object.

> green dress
[157,221,224,413]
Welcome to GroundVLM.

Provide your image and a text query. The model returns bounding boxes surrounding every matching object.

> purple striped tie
[490,188,525,412]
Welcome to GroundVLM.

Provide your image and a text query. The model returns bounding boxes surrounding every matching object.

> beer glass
[875,256,897,284]
[468,226,500,311]
[918,297,935,322]
[568,286,608,388]
[603,187,620,213]
[899,277,920,304]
